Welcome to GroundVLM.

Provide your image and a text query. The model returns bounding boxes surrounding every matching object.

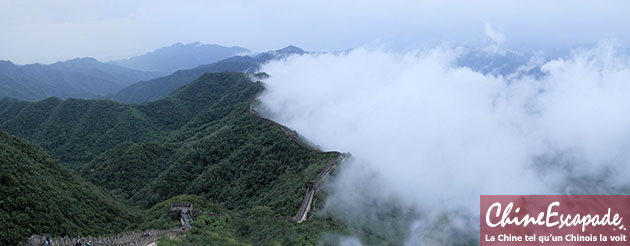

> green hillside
[124,104,337,212]
[0,72,337,216]
[0,71,344,245]
[0,131,135,245]
[139,195,345,246]
[0,72,259,168]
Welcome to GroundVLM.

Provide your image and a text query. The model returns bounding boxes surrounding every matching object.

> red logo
[481,195,630,245]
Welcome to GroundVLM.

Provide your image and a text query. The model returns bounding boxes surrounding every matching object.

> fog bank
[258,43,630,244]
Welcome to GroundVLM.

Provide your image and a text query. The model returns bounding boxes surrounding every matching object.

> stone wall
[27,229,179,246]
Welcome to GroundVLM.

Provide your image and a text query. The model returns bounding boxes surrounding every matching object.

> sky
[1,0,630,64]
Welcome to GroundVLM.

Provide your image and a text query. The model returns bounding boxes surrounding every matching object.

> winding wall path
[26,94,343,245]
[248,98,344,222]
[27,229,180,246]
[27,210,190,246]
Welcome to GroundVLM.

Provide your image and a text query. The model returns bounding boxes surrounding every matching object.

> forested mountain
[0,131,135,245]
[0,72,336,215]
[110,42,249,74]
[48,58,161,87]
[0,73,259,167]
[112,46,307,103]
[0,58,160,101]
[1,71,344,244]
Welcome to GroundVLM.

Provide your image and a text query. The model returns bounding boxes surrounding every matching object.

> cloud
[485,23,505,45]
[257,43,630,243]
[484,23,506,55]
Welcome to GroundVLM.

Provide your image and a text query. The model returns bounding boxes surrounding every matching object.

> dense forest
[0,131,136,245]
[0,71,343,245]
[0,72,260,168]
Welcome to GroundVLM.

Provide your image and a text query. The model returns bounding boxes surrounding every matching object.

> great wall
[27,204,194,246]
[27,229,179,246]
[26,92,344,245]
[248,97,344,223]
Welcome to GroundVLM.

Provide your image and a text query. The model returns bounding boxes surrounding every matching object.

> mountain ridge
[0,72,336,217]
[0,58,160,101]
[109,42,249,74]
[111,45,307,103]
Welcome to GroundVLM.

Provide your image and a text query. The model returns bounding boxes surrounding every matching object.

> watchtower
[170,202,199,220]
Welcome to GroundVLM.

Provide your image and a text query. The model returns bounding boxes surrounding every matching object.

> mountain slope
[49,57,161,87]
[112,46,306,103]
[0,72,336,218]
[0,131,135,245]
[140,195,346,246]
[110,42,249,74]
[0,72,258,168]
[120,103,338,211]
[0,58,160,101]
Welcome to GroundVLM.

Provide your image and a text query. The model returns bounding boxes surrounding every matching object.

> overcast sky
[1,0,629,64]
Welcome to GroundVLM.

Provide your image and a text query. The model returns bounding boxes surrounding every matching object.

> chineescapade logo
[480,195,630,245]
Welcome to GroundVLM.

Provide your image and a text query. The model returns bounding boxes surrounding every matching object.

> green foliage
[113,57,260,103]
[0,131,136,245]
[132,104,338,214]
[136,194,227,230]
[0,72,337,215]
[0,71,344,244]
[168,206,345,246]
[0,72,258,168]
[146,196,345,246]
[0,97,158,168]
[82,142,177,199]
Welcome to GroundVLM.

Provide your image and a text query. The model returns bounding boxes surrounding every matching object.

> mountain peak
[0,60,15,67]
[276,45,306,55]
[110,42,250,73]
[55,57,100,65]
[74,57,99,62]
[169,42,203,48]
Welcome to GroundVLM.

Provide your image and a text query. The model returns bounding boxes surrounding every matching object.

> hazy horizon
[2,0,630,64]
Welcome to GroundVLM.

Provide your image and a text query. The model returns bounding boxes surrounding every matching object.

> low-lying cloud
[257,43,630,244]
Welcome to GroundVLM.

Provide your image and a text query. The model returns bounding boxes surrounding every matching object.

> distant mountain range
[0,43,308,103]
[0,58,160,101]
[112,45,307,103]
[0,43,556,105]
[109,42,249,74]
